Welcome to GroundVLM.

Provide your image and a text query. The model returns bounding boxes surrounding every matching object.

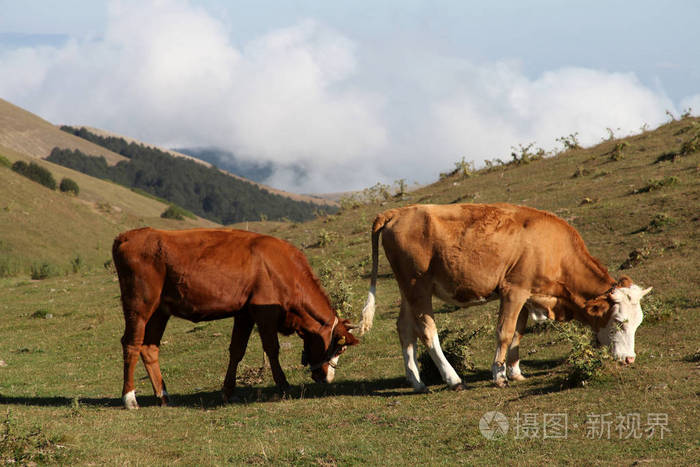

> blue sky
[1,0,698,192]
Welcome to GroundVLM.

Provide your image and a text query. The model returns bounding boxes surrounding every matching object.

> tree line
[51,127,335,224]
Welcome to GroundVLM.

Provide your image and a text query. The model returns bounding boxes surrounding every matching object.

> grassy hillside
[0,117,698,464]
[0,145,218,276]
[0,99,127,165]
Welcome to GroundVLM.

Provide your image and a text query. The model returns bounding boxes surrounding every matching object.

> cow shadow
[0,376,418,410]
[0,360,568,409]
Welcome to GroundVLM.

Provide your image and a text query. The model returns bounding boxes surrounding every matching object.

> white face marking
[325,356,339,383]
[528,306,550,323]
[597,285,651,361]
[123,390,138,410]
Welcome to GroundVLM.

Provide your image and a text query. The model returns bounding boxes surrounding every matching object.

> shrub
[609,141,629,161]
[160,204,195,220]
[454,157,474,177]
[0,154,11,168]
[619,247,649,270]
[556,133,582,151]
[70,255,83,273]
[317,229,334,247]
[11,161,57,190]
[643,213,674,233]
[316,259,355,317]
[679,133,699,156]
[418,328,479,384]
[31,309,53,319]
[555,322,610,386]
[634,176,679,194]
[572,166,590,178]
[59,177,80,195]
[510,143,545,165]
[30,262,58,280]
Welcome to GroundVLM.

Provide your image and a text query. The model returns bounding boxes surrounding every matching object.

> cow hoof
[413,384,431,394]
[450,383,467,391]
[509,373,526,382]
[493,378,509,388]
[123,390,139,410]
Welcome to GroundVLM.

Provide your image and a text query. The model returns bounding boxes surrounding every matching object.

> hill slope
[0,144,218,276]
[0,99,126,164]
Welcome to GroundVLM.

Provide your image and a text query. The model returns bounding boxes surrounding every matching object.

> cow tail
[359,210,394,335]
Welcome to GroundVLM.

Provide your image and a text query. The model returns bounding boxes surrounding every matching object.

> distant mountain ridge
[52,126,337,224]
[173,147,274,183]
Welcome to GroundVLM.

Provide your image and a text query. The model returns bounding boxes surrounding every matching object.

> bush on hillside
[418,327,483,384]
[160,204,195,220]
[30,261,59,280]
[0,154,11,168]
[59,177,80,195]
[11,161,57,190]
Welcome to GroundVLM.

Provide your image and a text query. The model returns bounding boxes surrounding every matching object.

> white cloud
[0,0,689,193]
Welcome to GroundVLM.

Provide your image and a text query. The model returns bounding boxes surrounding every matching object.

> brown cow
[359,203,651,391]
[113,227,358,409]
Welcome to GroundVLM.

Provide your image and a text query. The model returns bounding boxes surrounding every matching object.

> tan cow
[359,203,651,391]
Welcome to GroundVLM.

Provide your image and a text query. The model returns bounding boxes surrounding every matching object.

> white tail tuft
[359,288,376,335]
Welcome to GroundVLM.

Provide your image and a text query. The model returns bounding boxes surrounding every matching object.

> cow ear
[342,331,359,346]
[616,275,633,288]
[586,297,610,317]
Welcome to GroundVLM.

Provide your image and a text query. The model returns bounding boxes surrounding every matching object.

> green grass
[0,148,218,276]
[1,117,699,464]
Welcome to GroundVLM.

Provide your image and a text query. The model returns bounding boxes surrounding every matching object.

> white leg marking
[402,341,427,392]
[427,331,462,387]
[507,361,525,381]
[492,362,507,386]
[123,390,138,410]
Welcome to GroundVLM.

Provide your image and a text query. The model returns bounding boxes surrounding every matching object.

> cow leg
[140,307,170,406]
[492,288,530,387]
[415,307,463,390]
[397,298,428,393]
[222,311,255,403]
[506,307,529,382]
[121,315,147,410]
[255,312,290,397]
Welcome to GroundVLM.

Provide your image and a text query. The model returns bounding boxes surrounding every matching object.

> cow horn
[345,322,359,330]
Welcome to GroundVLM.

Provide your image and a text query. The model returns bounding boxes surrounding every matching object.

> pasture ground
[1,117,699,464]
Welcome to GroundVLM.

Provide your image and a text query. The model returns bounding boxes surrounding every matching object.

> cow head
[301,317,359,384]
[589,278,652,364]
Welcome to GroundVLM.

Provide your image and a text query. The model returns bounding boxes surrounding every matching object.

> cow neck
[293,288,338,339]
